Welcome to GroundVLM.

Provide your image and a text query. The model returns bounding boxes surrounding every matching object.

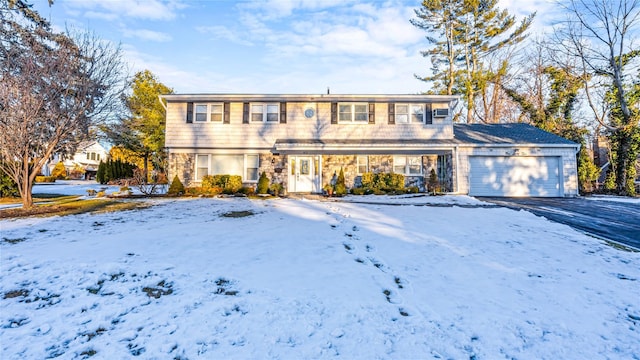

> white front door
[288,156,319,192]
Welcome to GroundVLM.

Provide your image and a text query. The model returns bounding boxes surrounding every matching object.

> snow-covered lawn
[1,195,639,359]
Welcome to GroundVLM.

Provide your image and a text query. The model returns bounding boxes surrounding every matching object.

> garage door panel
[469,156,561,197]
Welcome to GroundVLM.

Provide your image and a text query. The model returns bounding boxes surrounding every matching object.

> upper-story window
[86,152,100,161]
[395,104,425,123]
[251,103,279,123]
[195,103,223,122]
[338,103,368,123]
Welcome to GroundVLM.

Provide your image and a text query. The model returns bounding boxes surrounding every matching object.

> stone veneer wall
[170,152,452,192]
[257,154,287,189]
[321,154,442,192]
[168,153,195,187]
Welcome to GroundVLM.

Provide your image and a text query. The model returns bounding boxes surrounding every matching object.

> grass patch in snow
[3,289,29,299]
[220,210,254,218]
[0,198,149,219]
[142,280,174,299]
[3,237,27,244]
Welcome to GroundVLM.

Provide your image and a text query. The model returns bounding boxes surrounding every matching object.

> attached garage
[454,124,580,198]
[468,156,561,197]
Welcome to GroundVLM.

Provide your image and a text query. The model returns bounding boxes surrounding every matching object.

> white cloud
[63,0,186,21]
[122,28,172,42]
[239,0,352,19]
[196,26,254,46]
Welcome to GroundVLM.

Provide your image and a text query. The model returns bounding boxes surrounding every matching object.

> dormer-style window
[195,103,223,122]
[251,103,279,123]
[338,103,368,123]
[395,104,425,123]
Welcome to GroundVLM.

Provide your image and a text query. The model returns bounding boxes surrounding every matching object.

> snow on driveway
[1,196,639,359]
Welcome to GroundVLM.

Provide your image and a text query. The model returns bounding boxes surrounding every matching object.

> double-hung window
[338,103,368,123]
[251,103,279,123]
[195,154,261,182]
[357,156,369,174]
[195,103,223,122]
[393,156,422,175]
[395,104,425,123]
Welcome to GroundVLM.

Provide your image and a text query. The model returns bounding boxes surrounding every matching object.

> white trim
[194,102,223,122]
[393,155,423,176]
[250,102,279,123]
[395,103,425,124]
[356,155,369,175]
[194,153,261,182]
[338,102,369,123]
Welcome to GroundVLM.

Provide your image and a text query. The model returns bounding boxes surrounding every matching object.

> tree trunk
[143,153,149,185]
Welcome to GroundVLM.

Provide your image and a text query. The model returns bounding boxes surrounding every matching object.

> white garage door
[469,156,561,197]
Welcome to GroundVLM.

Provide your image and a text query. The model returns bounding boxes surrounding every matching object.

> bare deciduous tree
[554,0,640,195]
[0,1,128,208]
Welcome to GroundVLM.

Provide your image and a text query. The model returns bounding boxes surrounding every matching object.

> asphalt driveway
[479,197,640,250]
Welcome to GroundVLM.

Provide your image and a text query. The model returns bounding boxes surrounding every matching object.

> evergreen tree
[412,0,534,122]
[334,168,347,196]
[257,172,269,194]
[101,70,173,183]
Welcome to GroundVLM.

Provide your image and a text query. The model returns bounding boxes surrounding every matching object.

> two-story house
[162,94,580,197]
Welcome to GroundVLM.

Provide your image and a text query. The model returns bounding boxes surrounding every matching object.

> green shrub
[238,186,255,195]
[96,159,135,184]
[35,176,56,183]
[224,175,242,194]
[407,186,420,194]
[428,168,441,194]
[168,175,185,196]
[269,182,283,196]
[51,162,67,179]
[334,168,347,196]
[257,172,269,194]
[185,186,223,196]
[202,174,243,194]
[361,172,374,188]
[351,187,366,195]
[356,172,405,194]
[388,173,405,189]
[0,169,19,197]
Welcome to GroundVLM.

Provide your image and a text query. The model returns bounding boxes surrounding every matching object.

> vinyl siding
[165,102,454,150]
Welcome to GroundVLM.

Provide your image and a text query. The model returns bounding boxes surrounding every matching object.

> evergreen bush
[428,168,441,194]
[0,169,19,197]
[168,175,185,196]
[201,174,243,194]
[257,172,269,194]
[334,168,347,196]
[96,159,135,184]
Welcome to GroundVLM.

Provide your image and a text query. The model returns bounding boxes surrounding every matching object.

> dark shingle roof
[454,123,578,146]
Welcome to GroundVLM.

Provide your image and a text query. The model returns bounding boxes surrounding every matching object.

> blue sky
[32,0,555,94]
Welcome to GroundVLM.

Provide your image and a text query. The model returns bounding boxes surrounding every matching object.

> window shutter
[223,102,230,124]
[280,102,287,124]
[388,103,395,125]
[242,102,249,124]
[331,102,337,124]
[425,103,433,124]
[368,103,375,124]
[186,102,193,123]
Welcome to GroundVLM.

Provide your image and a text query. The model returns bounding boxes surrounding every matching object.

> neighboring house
[162,94,580,197]
[45,141,109,180]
